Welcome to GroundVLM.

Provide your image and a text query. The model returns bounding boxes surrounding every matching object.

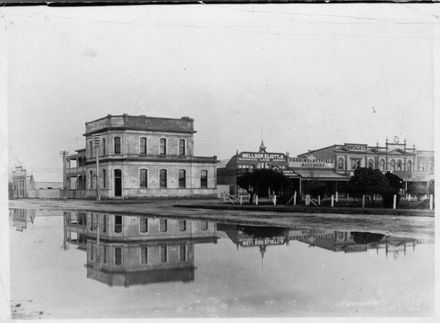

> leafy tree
[305,180,327,198]
[347,168,389,205]
[382,172,404,207]
[237,169,289,204]
[407,182,429,201]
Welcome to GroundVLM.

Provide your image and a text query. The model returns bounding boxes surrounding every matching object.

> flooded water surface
[9,208,435,318]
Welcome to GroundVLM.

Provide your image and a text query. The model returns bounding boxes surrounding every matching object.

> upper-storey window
[337,158,344,170]
[368,159,374,169]
[407,160,412,172]
[114,137,121,155]
[160,138,167,155]
[179,169,186,188]
[140,137,147,155]
[397,160,402,171]
[160,169,167,188]
[140,169,148,188]
[89,140,93,158]
[201,170,208,188]
[102,138,106,155]
[179,139,186,156]
[390,159,396,171]
[379,159,385,171]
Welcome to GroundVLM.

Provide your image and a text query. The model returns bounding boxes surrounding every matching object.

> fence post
[331,195,334,207]
[335,191,338,202]
[318,195,321,206]
[273,195,277,206]
[305,194,310,206]
[294,191,297,206]
[256,195,259,206]
[362,195,365,208]
[393,194,397,209]
[240,195,243,205]
[408,194,411,202]
[429,194,433,210]
[347,193,349,199]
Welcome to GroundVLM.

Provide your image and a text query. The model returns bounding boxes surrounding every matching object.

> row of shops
[217,139,435,198]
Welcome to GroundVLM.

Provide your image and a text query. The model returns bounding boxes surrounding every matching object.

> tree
[347,168,389,205]
[382,172,404,207]
[407,182,429,201]
[237,169,289,204]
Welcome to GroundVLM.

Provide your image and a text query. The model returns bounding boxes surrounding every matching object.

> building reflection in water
[63,212,218,287]
[217,224,430,260]
[10,208,36,232]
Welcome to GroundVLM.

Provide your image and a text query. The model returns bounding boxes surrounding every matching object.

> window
[102,138,106,155]
[179,139,186,156]
[114,215,122,233]
[159,219,167,232]
[397,160,402,171]
[114,137,121,155]
[380,159,385,171]
[160,138,167,155]
[103,247,107,263]
[419,163,425,171]
[200,170,208,188]
[160,169,167,188]
[390,159,396,171]
[140,216,148,233]
[337,158,344,170]
[141,247,148,264]
[140,169,148,188]
[407,160,412,172]
[89,140,93,158]
[102,169,107,188]
[90,213,95,231]
[140,137,147,155]
[179,244,187,262]
[179,169,186,188]
[160,245,167,263]
[201,221,208,231]
[115,247,122,265]
[90,170,94,189]
[179,220,186,231]
[103,214,107,233]
[368,159,374,169]
[90,243,94,260]
[351,159,361,170]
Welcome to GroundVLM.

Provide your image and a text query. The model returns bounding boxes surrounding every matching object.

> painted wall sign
[238,152,286,162]
[239,236,286,247]
[344,143,367,151]
[288,158,334,169]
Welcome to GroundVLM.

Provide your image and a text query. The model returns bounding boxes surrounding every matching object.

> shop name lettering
[289,158,334,168]
[239,153,285,161]
[240,237,286,246]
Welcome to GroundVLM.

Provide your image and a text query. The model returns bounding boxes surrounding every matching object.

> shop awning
[293,169,350,181]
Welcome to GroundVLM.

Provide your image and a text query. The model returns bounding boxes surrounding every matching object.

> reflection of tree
[351,232,385,244]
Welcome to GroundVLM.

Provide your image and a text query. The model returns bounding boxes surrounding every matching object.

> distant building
[11,166,62,199]
[295,139,434,194]
[64,114,218,199]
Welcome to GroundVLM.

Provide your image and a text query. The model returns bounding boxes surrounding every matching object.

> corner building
[65,114,218,199]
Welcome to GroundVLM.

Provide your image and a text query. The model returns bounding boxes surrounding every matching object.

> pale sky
[4,4,438,181]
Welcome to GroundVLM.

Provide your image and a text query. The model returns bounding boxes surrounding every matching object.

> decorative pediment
[388,148,407,155]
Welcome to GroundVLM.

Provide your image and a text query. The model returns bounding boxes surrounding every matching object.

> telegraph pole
[93,136,101,201]
[59,150,68,199]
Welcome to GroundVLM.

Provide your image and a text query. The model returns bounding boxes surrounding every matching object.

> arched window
[407,160,412,172]
[200,170,208,188]
[140,137,147,155]
[140,169,148,188]
[337,158,344,170]
[160,138,167,155]
[179,139,186,156]
[419,163,425,171]
[390,159,396,171]
[114,137,121,155]
[397,160,402,171]
[159,169,167,188]
[368,159,374,169]
[179,169,186,188]
[379,159,385,171]
[102,138,106,155]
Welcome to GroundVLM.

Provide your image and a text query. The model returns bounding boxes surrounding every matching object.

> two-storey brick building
[64,114,218,199]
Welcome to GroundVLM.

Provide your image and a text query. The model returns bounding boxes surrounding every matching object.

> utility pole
[59,150,68,199]
[93,136,101,201]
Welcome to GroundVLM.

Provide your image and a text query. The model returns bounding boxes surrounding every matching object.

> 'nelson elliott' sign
[238,152,286,162]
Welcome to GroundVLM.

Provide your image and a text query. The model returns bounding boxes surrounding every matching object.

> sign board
[343,143,367,151]
[288,158,334,169]
[238,152,286,162]
[239,236,286,247]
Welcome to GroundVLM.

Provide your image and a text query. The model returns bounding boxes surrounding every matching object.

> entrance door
[114,169,122,197]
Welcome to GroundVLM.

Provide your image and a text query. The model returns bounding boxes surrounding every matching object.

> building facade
[64,114,218,199]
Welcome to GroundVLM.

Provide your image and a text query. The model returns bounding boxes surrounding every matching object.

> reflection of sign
[238,152,286,162]
[289,158,334,169]
[344,245,368,252]
[239,236,286,247]
[282,170,298,177]
[344,143,367,151]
